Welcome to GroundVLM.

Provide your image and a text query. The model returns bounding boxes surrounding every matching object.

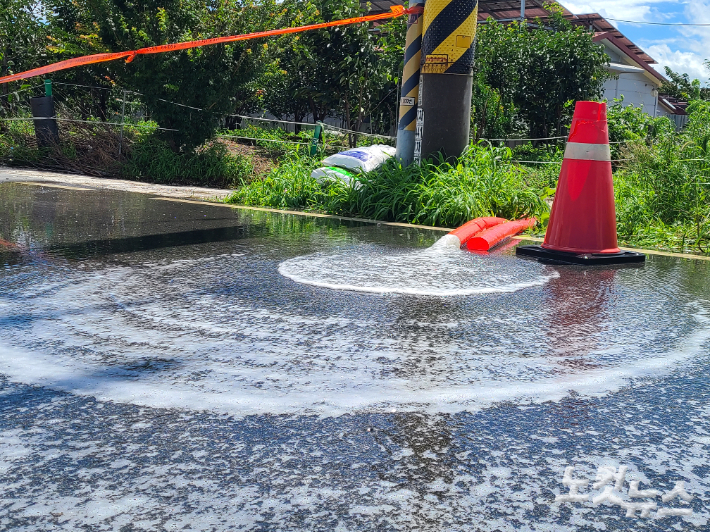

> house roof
[593,32,666,83]
[477,0,573,21]
[569,14,655,65]
[365,1,656,65]
[365,0,572,19]
[365,0,405,15]
[658,95,689,115]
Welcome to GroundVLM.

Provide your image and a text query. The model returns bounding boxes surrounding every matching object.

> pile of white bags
[321,145,396,174]
[311,144,395,187]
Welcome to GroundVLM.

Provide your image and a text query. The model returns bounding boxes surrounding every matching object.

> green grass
[0,118,254,187]
[121,136,254,187]
[227,143,549,228]
[0,117,44,165]
[612,101,710,254]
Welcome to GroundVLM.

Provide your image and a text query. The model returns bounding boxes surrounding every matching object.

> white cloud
[647,44,709,81]
[562,1,678,22]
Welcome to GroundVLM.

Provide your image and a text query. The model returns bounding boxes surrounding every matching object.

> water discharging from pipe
[279,234,558,296]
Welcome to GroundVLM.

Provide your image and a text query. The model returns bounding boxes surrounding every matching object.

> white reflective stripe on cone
[564,142,611,162]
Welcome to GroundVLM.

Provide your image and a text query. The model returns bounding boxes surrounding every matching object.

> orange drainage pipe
[448,217,507,248]
[0,6,418,85]
[466,218,537,252]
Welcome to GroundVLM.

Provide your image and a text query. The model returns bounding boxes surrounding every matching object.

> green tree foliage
[473,9,609,140]
[0,0,53,115]
[660,66,710,101]
[85,0,290,151]
[470,71,517,142]
[0,0,50,78]
[614,100,710,252]
[262,0,405,141]
[260,0,326,128]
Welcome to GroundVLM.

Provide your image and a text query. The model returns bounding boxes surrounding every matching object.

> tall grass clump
[228,153,335,210]
[614,100,710,253]
[355,144,547,227]
[227,143,549,227]
[0,116,44,166]
[121,136,254,187]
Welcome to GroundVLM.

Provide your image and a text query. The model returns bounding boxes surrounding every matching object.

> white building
[595,33,663,114]
[523,8,688,125]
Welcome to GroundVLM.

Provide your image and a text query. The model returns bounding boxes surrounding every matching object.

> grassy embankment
[0,117,257,188]
[2,102,708,254]
[226,102,710,255]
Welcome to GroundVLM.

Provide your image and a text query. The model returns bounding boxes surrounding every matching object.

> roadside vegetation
[612,100,710,253]
[227,99,710,255]
[229,144,549,228]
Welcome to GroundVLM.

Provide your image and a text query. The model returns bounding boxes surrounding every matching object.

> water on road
[0,182,708,530]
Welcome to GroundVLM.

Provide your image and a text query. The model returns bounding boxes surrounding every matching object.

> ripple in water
[0,244,708,418]
[278,235,559,296]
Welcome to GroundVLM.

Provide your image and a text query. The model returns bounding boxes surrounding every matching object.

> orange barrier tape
[0,52,135,85]
[0,6,416,85]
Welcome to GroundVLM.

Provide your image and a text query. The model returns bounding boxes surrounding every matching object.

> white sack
[311,166,360,189]
[321,144,395,174]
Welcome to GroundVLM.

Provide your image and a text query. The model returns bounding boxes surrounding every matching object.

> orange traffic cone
[517,101,644,265]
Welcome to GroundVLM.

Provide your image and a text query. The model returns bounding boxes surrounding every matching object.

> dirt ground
[217,139,276,177]
[0,166,232,201]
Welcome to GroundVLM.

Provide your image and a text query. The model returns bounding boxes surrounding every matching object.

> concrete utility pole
[521,0,526,21]
[395,0,425,166]
[415,0,479,163]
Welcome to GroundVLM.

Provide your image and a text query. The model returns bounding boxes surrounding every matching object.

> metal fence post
[118,89,126,156]
[310,121,324,156]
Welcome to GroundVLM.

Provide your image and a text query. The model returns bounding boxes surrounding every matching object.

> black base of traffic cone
[516,245,645,265]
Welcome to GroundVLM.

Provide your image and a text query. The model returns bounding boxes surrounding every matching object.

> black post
[30,80,58,147]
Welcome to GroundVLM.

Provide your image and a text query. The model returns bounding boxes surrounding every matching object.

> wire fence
[2,81,700,167]
[217,133,311,146]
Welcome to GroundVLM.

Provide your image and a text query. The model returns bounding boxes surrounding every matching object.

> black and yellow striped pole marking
[395,1,425,166]
[415,0,478,163]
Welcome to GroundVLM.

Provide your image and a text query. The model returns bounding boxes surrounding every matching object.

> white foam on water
[0,250,708,418]
[0,315,707,418]
[278,236,559,296]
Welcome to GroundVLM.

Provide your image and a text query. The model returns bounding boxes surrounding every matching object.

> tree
[660,66,710,101]
[260,0,324,130]
[261,0,404,141]
[0,0,51,116]
[470,72,517,142]
[85,0,290,152]
[472,7,609,140]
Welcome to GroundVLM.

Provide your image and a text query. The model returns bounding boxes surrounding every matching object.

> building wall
[603,71,659,115]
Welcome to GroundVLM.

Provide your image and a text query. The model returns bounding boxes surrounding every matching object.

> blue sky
[563,1,710,84]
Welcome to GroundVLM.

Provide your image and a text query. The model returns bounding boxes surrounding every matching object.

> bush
[614,100,710,253]
[121,137,254,187]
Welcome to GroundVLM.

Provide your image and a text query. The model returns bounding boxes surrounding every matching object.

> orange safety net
[0,6,419,85]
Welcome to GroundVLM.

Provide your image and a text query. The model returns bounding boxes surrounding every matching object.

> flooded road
[1,181,709,530]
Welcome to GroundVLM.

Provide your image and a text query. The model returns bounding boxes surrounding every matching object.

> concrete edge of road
[4,168,709,263]
[152,197,710,263]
